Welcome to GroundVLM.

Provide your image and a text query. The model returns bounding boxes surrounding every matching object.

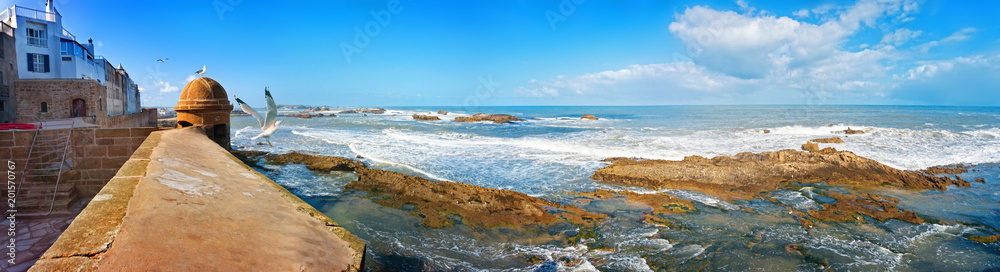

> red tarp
[0,123,39,130]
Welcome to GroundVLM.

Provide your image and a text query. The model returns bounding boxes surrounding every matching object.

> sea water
[232,105,1000,271]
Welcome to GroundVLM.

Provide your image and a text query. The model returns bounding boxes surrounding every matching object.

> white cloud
[516,0,927,105]
[184,75,197,83]
[891,54,1000,105]
[880,28,921,46]
[154,80,179,93]
[915,27,976,53]
[793,9,809,17]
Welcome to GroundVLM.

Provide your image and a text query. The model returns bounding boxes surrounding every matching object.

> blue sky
[5,0,999,107]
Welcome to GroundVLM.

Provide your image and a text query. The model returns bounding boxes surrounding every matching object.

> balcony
[14,6,59,23]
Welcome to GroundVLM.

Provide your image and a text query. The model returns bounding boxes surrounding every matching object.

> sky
[4,0,998,107]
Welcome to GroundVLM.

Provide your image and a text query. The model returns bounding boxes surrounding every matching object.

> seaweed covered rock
[454,113,523,124]
[347,167,606,228]
[231,150,366,172]
[808,192,923,224]
[592,149,969,199]
[412,114,441,121]
[231,150,606,229]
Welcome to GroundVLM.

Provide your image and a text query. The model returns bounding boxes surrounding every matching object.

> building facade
[0,0,141,123]
[0,22,18,123]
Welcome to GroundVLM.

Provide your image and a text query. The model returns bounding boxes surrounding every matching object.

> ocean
[231,105,1000,271]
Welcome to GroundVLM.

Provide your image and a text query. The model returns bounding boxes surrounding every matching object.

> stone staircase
[16,126,81,216]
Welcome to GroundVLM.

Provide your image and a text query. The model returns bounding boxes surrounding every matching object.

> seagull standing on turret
[235,87,282,146]
[195,65,206,77]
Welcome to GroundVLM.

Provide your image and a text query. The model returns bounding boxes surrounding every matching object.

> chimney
[45,0,58,15]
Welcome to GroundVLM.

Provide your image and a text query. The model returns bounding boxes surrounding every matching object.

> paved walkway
[0,204,84,272]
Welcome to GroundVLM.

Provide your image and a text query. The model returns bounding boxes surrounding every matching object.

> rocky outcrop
[573,190,693,225]
[581,114,598,120]
[801,142,837,154]
[412,114,440,121]
[592,149,969,199]
[810,137,844,143]
[280,113,313,119]
[922,164,970,175]
[340,108,386,114]
[231,150,606,229]
[454,113,523,124]
[808,192,923,224]
[231,151,366,172]
[347,168,605,228]
[437,110,448,115]
[843,127,865,134]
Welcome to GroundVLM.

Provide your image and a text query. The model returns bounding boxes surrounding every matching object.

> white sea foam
[662,189,741,210]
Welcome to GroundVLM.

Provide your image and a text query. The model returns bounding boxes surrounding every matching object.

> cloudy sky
[8,0,998,107]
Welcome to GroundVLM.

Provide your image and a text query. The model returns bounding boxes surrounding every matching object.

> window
[76,45,84,58]
[40,102,47,112]
[27,27,46,47]
[61,41,73,56]
[27,54,49,73]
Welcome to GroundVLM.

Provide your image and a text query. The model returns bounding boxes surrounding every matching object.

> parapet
[29,127,366,271]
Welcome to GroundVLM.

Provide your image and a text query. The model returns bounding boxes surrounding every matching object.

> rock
[802,141,837,154]
[230,151,366,172]
[966,234,1000,243]
[922,164,970,175]
[317,113,324,117]
[348,168,605,228]
[801,142,819,152]
[340,108,386,114]
[355,155,364,159]
[412,114,441,121]
[437,110,448,115]
[454,113,524,124]
[581,114,598,120]
[763,130,771,134]
[592,149,969,199]
[808,192,924,224]
[279,113,313,119]
[843,127,865,134]
[975,177,985,183]
[572,190,694,225]
[810,137,844,144]
[231,150,605,229]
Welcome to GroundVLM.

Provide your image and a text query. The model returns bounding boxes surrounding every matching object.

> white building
[0,0,141,117]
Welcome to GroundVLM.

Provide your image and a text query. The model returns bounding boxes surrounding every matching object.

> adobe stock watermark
[546,0,585,31]
[341,0,405,63]
[6,160,16,265]
[461,75,501,112]
[214,0,243,21]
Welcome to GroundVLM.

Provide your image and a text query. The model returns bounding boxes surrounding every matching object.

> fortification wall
[0,127,157,195]
[28,127,366,271]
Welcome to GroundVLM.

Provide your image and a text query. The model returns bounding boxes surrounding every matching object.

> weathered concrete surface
[32,127,364,271]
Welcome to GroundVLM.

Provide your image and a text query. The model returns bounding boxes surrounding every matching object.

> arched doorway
[72,98,86,117]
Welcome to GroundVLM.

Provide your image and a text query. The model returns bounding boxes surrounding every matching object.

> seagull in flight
[235,87,282,146]
[195,65,206,77]
[157,58,169,62]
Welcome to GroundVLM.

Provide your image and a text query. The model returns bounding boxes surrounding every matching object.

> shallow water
[234,105,1000,271]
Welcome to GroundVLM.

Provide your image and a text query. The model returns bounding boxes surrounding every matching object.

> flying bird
[195,65,206,77]
[235,87,282,146]
[157,58,169,62]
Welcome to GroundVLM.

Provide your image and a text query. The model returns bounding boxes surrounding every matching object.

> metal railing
[14,6,59,23]
[14,115,76,216]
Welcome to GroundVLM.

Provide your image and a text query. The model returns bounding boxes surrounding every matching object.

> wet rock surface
[232,150,606,229]
[592,149,969,199]
[412,114,441,121]
[807,192,924,224]
[340,108,386,114]
[581,114,598,120]
[572,190,694,225]
[454,113,524,124]
[810,137,844,143]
